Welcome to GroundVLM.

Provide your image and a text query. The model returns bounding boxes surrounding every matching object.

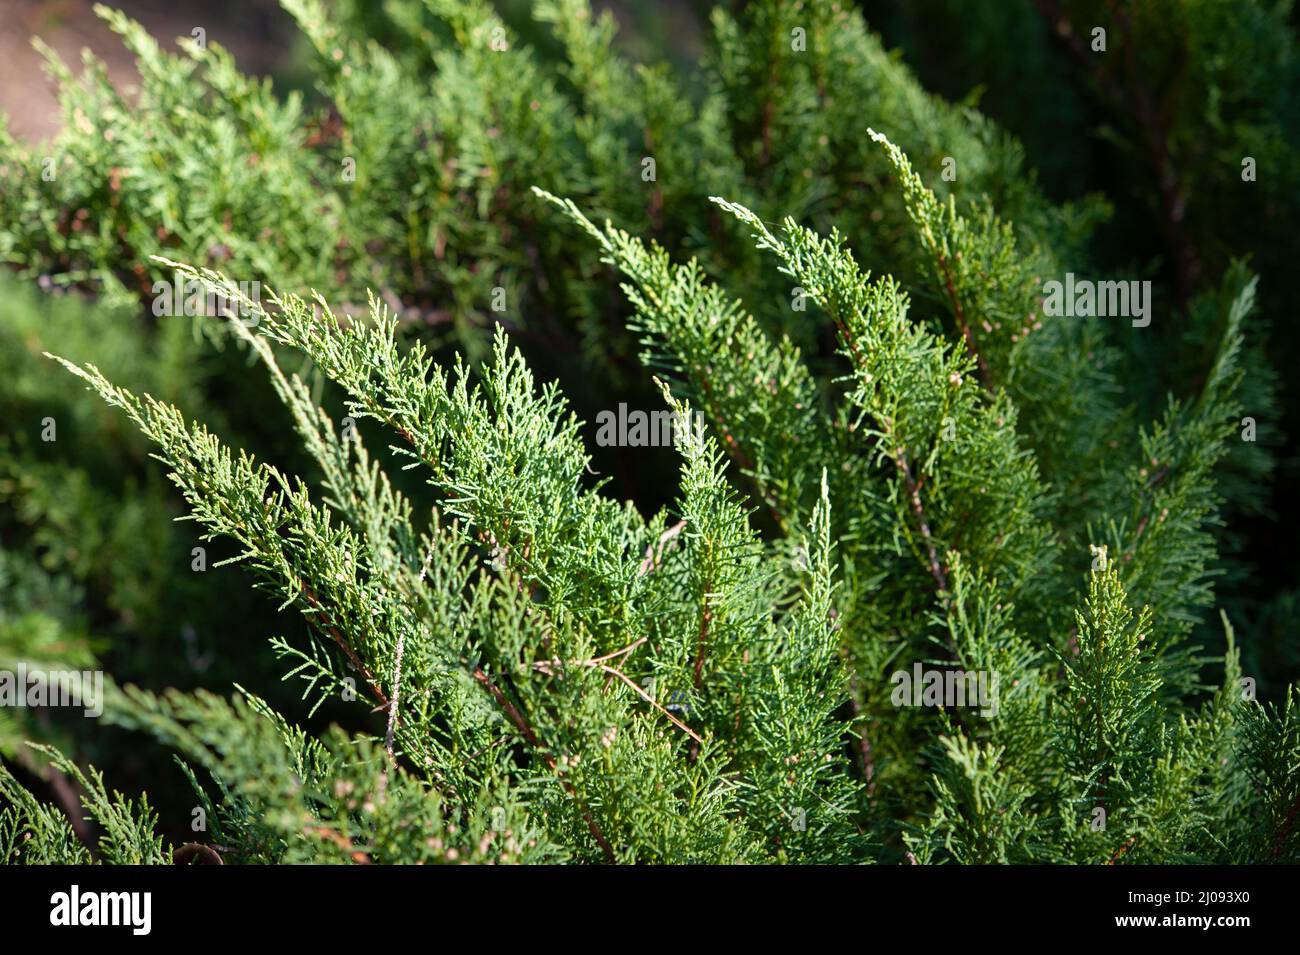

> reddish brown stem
[473,667,616,863]
[935,250,989,388]
[299,581,389,707]
[831,311,950,601]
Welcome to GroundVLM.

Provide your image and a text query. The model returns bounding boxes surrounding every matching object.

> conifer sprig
[2,0,1293,867]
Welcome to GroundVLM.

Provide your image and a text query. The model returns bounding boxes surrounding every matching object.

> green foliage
[22,272,866,862]
[876,0,1297,696]
[1,740,167,864]
[0,0,1295,864]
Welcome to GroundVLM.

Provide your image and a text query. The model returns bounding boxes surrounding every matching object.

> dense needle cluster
[0,0,1296,864]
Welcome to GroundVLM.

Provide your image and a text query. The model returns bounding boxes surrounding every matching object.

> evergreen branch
[934,247,991,388]
[531,647,704,746]
[470,667,615,863]
[299,581,390,708]
[895,446,950,599]
[707,195,965,602]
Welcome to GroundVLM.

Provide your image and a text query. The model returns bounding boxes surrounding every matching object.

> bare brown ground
[0,0,293,142]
